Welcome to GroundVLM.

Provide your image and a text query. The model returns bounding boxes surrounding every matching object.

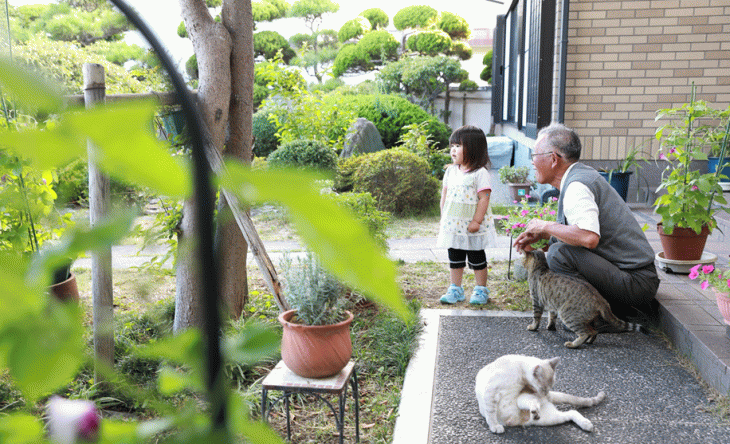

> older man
[513,123,659,318]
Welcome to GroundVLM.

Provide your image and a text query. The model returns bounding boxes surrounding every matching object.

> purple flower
[47,396,100,444]
[702,265,715,274]
[669,148,677,154]
[701,281,710,290]
[659,153,666,160]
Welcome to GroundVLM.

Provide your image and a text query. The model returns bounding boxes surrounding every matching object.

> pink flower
[521,210,529,216]
[726,278,730,289]
[701,281,710,290]
[551,197,558,202]
[518,223,526,228]
[692,185,699,191]
[525,194,531,199]
[659,153,666,160]
[47,396,100,444]
[669,148,677,154]
[702,265,715,274]
[549,210,556,216]
[513,200,518,204]
[689,264,701,280]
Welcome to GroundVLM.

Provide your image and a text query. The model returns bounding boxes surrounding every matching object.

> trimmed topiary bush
[338,17,368,43]
[352,149,440,216]
[267,139,338,173]
[361,8,388,30]
[356,29,399,62]
[252,110,279,158]
[393,5,438,30]
[406,30,452,56]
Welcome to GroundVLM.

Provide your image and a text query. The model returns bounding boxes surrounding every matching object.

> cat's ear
[548,357,560,369]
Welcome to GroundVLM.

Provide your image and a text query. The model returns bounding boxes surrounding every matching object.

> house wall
[557,0,730,161]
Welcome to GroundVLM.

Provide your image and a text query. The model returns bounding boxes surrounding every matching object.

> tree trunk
[219,0,254,318]
[176,0,252,331]
[443,87,451,125]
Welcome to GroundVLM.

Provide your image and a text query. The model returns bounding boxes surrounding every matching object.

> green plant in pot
[653,88,730,261]
[498,165,532,202]
[598,143,649,202]
[278,252,354,379]
[0,152,76,286]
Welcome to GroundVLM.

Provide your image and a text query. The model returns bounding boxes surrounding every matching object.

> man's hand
[513,220,554,252]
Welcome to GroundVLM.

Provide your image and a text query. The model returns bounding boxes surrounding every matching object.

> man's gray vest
[556,163,655,269]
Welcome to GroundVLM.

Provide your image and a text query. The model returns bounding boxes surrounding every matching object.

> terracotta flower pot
[507,183,532,202]
[49,272,79,303]
[715,290,730,326]
[657,223,710,261]
[278,309,353,379]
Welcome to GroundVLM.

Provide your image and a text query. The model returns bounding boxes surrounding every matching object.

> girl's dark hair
[449,125,491,171]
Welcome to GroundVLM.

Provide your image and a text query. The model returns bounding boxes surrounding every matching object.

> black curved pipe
[107,0,226,431]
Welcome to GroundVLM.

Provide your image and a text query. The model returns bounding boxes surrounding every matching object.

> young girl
[437,125,496,305]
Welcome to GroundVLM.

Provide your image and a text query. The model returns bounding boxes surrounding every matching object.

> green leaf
[229,392,284,443]
[158,365,202,395]
[136,328,202,365]
[224,321,280,366]
[0,57,63,114]
[220,163,411,321]
[0,254,44,326]
[2,302,84,403]
[0,413,46,444]
[0,121,86,169]
[98,420,143,444]
[65,102,192,197]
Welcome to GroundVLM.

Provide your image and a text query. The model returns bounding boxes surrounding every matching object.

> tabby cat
[523,250,643,348]
[475,354,605,433]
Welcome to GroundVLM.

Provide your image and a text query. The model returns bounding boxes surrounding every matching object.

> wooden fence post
[84,63,114,381]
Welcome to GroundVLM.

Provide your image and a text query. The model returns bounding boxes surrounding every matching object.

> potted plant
[498,165,532,202]
[689,261,730,325]
[0,152,77,300]
[278,253,353,378]
[598,143,649,202]
[653,87,730,261]
[702,104,730,185]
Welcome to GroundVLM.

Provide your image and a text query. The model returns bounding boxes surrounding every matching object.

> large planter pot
[599,171,632,202]
[657,223,710,261]
[278,309,354,379]
[715,290,730,325]
[507,183,532,202]
[708,157,730,183]
[49,272,79,303]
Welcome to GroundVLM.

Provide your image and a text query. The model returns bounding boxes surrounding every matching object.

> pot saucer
[655,251,718,274]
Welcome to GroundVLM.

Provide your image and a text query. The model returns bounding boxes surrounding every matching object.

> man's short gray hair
[537,123,581,161]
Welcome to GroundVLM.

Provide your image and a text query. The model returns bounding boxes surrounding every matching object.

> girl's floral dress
[437,165,497,250]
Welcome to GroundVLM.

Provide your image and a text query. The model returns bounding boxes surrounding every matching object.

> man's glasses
[530,151,562,160]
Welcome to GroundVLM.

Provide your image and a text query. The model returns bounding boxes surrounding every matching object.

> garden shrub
[323,93,451,149]
[361,8,388,30]
[406,30,452,56]
[252,110,279,158]
[338,17,368,43]
[327,191,391,250]
[393,5,438,30]
[356,29,399,61]
[267,139,338,173]
[353,149,439,215]
[333,154,369,192]
[54,158,89,205]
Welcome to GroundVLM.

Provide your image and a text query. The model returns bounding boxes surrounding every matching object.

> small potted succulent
[498,165,532,202]
[653,87,730,261]
[278,252,353,378]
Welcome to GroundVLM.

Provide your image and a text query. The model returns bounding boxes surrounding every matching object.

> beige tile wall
[554,0,730,160]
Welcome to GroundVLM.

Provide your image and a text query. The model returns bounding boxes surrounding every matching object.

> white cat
[474,354,606,434]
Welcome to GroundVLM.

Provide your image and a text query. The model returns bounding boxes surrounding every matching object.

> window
[492,0,556,138]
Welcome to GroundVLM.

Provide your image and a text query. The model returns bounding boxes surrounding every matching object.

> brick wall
[557,0,730,160]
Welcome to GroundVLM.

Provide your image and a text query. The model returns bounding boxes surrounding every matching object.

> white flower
[47,396,100,444]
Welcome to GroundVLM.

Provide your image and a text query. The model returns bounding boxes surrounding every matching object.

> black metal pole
[107,0,226,433]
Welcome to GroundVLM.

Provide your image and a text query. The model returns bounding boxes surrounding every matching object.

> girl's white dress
[437,165,497,250]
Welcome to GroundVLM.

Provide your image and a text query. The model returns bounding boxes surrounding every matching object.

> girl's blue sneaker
[470,286,490,305]
[440,284,465,304]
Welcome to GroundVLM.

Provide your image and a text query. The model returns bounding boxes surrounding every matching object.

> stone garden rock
[341,118,386,158]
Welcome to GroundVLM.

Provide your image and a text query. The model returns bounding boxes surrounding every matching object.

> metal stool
[262,360,359,443]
